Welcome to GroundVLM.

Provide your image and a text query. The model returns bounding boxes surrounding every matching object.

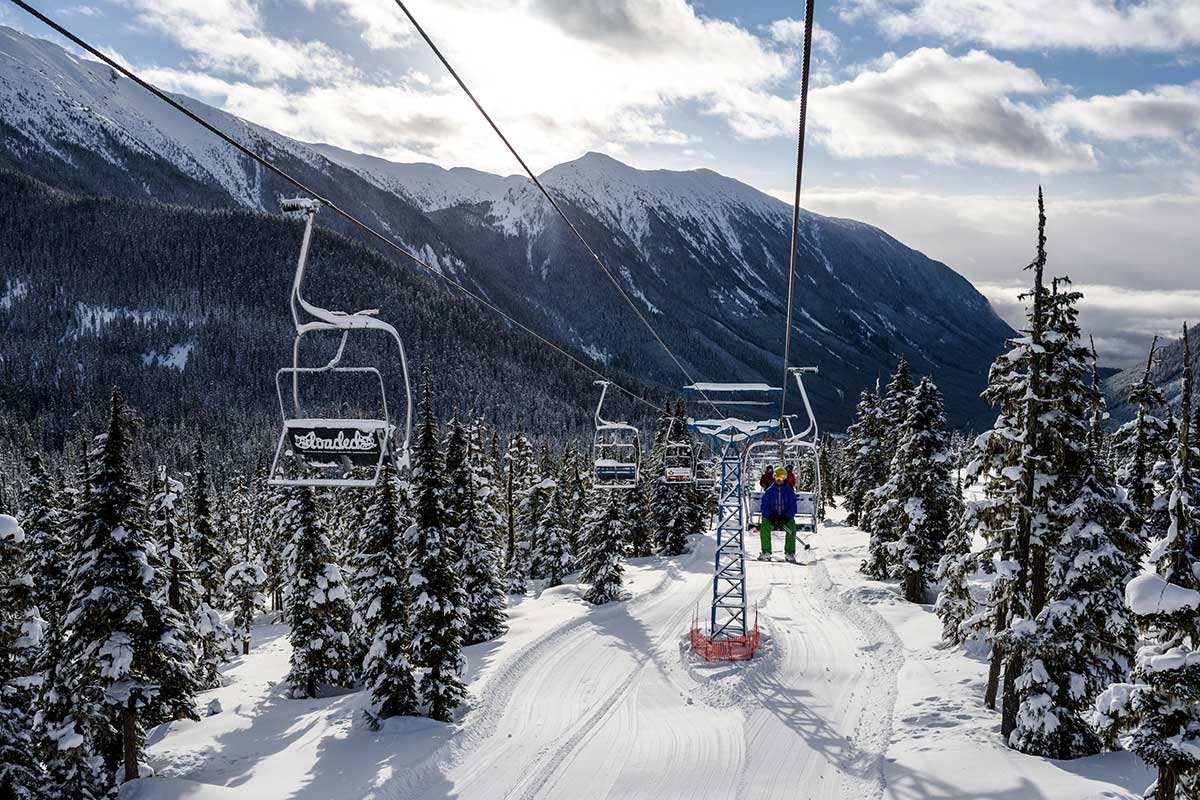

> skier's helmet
[773,467,787,481]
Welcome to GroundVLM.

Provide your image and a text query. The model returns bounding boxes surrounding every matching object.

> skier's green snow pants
[760,517,797,556]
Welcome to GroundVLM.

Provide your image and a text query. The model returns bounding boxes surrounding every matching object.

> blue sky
[4,0,1198,364]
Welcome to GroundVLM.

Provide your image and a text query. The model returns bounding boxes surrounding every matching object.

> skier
[758,466,808,562]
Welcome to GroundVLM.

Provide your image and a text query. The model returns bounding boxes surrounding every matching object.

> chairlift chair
[593,381,640,490]
[661,417,696,484]
[782,367,822,531]
[268,198,413,488]
[743,438,783,529]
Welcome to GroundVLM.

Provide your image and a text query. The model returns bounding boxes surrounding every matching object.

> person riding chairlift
[758,466,809,562]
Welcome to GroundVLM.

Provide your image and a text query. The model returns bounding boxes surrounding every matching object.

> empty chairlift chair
[592,381,640,490]
[268,198,412,488]
[662,417,696,484]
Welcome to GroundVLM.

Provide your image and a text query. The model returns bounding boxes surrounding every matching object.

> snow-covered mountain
[1105,326,1200,424]
[0,25,1015,429]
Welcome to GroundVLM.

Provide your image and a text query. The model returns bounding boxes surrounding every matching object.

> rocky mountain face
[0,25,1015,431]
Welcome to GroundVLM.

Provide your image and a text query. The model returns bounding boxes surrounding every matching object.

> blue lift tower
[684,383,782,641]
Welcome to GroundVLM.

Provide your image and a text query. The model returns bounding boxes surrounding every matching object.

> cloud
[1049,81,1200,140]
[768,17,841,57]
[839,0,1200,52]
[138,0,806,173]
[975,280,1200,363]
[796,185,1200,363]
[124,0,355,82]
[809,48,1096,172]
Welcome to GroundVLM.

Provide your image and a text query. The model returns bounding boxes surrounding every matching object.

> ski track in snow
[386,532,901,800]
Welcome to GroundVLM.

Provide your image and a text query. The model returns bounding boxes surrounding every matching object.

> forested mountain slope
[0,171,653,463]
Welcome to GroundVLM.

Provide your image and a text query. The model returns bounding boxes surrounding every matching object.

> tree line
[840,189,1199,800]
[0,373,713,798]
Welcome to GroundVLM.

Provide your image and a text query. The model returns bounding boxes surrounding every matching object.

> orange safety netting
[689,609,760,662]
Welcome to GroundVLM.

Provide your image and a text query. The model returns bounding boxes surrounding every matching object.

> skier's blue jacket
[760,481,797,520]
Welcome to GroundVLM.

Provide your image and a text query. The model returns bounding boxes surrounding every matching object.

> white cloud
[768,18,841,57]
[810,48,1095,172]
[124,0,355,82]
[138,0,806,173]
[798,185,1200,362]
[975,280,1200,363]
[840,0,1200,52]
[1049,81,1200,140]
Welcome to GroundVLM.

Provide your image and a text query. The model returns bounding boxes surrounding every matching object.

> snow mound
[0,513,23,541]
[1125,573,1200,617]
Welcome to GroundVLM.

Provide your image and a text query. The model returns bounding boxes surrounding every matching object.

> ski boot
[757,552,772,561]
[784,553,797,564]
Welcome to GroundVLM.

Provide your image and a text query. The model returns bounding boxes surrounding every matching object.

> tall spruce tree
[281,486,357,698]
[355,459,419,719]
[580,491,628,604]
[407,376,468,722]
[19,454,68,627]
[503,435,535,594]
[454,421,508,644]
[1097,324,1200,800]
[189,441,232,687]
[0,514,46,800]
[652,406,693,556]
[1113,338,1170,535]
[1005,283,1143,758]
[872,377,958,602]
[60,389,199,784]
[966,189,1056,734]
[846,385,886,533]
[540,477,573,588]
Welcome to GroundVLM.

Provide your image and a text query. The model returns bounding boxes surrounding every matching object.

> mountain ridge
[0,25,1015,430]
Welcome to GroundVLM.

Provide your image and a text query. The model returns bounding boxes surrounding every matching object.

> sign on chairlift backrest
[664,466,693,482]
[288,424,382,468]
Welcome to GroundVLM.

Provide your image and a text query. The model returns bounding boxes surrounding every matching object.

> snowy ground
[123,504,1152,800]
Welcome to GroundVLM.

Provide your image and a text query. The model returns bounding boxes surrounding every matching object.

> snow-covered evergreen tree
[880,357,915,461]
[407,376,468,722]
[1097,325,1200,800]
[453,422,508,644]
[60,389,199,784]
[872,377,958,602]
[846,385,885,532]
[580,491,628,604]
[19,454,68,627]
[934,517,976,645]
[503,434,535,594]
[189,441,232,688]
[1004,285,1143,757]
[0,513,46,800]
[652,405,693,556]
[625,480,655,558]
[540,478,573,587]
[281,486,356,698]
[520,472,555,580]
[225,559,266,657]
[1113,337,1170,534]
[355,458,419,719]
[965,189,1057,733]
